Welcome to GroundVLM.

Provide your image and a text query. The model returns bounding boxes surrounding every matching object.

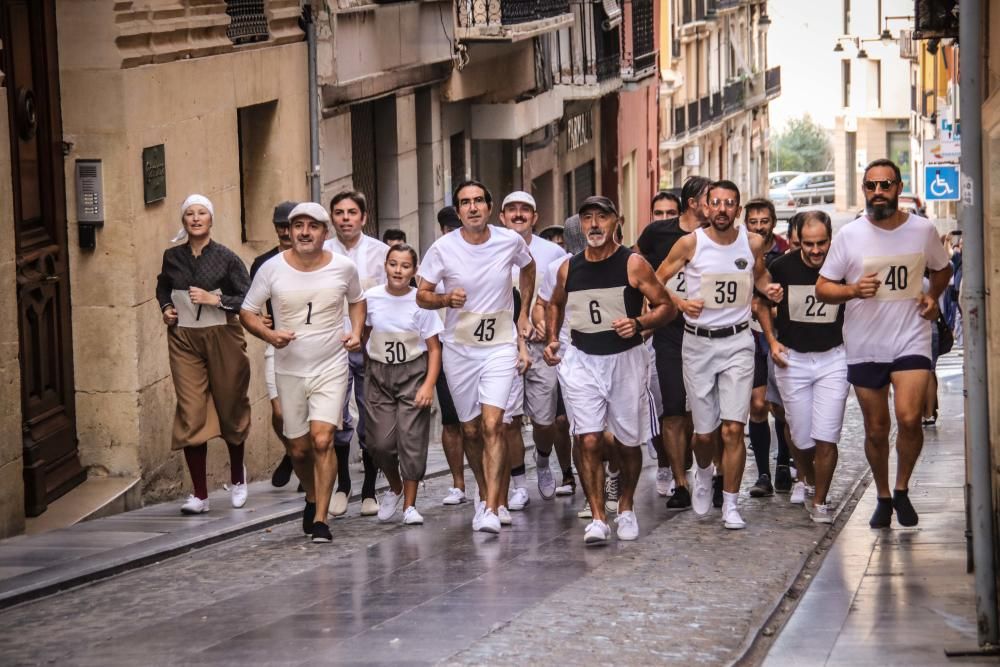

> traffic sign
[924,165,960,201]
[924,140,961,164]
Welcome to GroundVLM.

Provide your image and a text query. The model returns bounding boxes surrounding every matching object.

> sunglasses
[709,198,739,209]
[863,179,897,191]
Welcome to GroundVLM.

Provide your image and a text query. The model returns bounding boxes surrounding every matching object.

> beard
[866,195,898,221]
[586,232,607,248]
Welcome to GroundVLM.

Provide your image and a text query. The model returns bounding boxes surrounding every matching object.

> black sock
[775,420,790,467]
[361,448,377,499]
[335,445,351,494]
[893,489,919,527]
[870,497,894,528]
[749,420,771,478]
[511,464,526,478]
[563,467,573,479]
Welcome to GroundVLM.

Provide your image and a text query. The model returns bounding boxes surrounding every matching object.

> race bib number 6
[453,310,514,346]
[566,287,628,334]
[862,253,925,301]
[787,285,838,323]
[700,272,751,309]
[368,330,422,364]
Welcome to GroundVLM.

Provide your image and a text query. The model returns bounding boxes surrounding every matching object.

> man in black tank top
[544,196,675,545]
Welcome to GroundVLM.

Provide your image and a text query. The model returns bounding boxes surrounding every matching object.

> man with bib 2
[656,181,783,530]
[417,180,536,535]
[544,196,675,545]
[816,159,952,529]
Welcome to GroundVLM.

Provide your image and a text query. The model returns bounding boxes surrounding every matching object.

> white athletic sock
[513,474,527,488]
[722,491,739,507]
[536,453,549,466]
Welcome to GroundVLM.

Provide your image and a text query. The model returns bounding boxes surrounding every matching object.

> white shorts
[646,339,664,421]
[682,329,755,435]
[774,346,850,450]
[443,342,518,423]
[557,344,655,447]
[275,364,350,439]
[264,345,278,401]
[504,373,525,425]
[523,342,559,425]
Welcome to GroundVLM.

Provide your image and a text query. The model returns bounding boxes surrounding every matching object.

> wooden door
[1,0,84,516]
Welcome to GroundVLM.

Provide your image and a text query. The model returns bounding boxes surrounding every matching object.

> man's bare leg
[481,404,508,511]
[441,424,466,492]
[891,369,931,490]
[662,415,690,490]
[309,421,337,520]
[812,442,838,508]
[720,420,747,494]
[286,434,315,502]
[460,417,487,502]
[854,384,895,527]
[578,432,607,523]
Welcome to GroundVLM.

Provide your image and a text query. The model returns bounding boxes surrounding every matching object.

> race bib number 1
[862,253,925,301]
[700,272,751,309]
[453,310,514,346]
[368,330,422,364]
[787,285,838,323]
[566,287,628,334]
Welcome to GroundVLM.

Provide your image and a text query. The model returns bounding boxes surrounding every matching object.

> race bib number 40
[453,310,514,346]
[368,330,422,364]
[566,288,628,334]
[700,273,751,309]
[862,253,925,301]
[787,285,838,323]
[172,289,227,328]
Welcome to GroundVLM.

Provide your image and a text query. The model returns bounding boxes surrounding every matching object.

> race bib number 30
[862,253,925,301]
[172,289,227,328]
[368,330,422,364]
[566,287,628,334]
[453,310,514,346]
[787,285,838,323]
[700,273,751,309]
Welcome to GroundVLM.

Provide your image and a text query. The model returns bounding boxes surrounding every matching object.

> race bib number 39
[453,310,514,346]
[787,285,838,323]
[862,253,925,301]
[566,288,628,334]
[368,330,422,364]
[700,272,751,309]
[172,289,227,328]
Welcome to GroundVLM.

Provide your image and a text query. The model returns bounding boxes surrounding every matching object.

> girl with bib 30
[364,244,444,525]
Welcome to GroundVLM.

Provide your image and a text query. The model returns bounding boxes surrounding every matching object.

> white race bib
[367,330,423,364]
[453,310,514,346]
[700,272,752,310]
[665,270,687,296]
[787,285,838,323]
[279,288,343,333]
[862,253,925,301]
[172,289,227,328]
[566,287,629,334]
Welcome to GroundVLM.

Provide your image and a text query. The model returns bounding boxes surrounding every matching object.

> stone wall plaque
[143,144,166,204]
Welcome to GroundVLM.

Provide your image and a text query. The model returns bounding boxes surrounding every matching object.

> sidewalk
[761,352,989,665]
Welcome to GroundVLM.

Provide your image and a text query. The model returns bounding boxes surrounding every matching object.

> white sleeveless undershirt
[683,225,754,328]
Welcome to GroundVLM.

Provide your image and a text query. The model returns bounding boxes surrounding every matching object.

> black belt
[683,321,750,339]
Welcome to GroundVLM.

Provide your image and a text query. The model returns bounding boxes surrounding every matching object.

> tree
[769,115,833,173]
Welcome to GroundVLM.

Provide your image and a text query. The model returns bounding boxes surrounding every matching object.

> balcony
[687,100,699,130]
[765,66,781,98]
[622,0,656,82]
[744,70,766,106]
[712,91,722,119]
[674,106,686,135]
[899,29,919,61]
[700,95,712,124]
[553,2,622,99]
[723,78,745,112]
[456,0,574,42]
[715,0,747,11]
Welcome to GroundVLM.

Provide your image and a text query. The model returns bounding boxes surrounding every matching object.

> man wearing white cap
[498,191,571,512]
[241,202,366,544]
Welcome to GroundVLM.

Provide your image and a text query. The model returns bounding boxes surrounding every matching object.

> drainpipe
[303,1,321,202]
[958,0,999,648]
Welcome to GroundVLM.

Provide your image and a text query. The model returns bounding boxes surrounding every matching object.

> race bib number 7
[862,253,925,301]
[368,330,422,364]
[453,310,514,346]
[172,289,227,328]
[787,285,838,323]
[566,288,628,334]
[700,273,751,309]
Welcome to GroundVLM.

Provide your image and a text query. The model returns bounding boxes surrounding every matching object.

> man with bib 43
[656,181,783,530]
[816,159,952,528]
[544,196,675,545]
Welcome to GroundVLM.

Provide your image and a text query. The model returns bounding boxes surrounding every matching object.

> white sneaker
[329,491,349,517]
[809,503,833,524]
[442,487,467,505]
[615,511,639,541]
[806,484,816,497]
[508,487,530,511]
[555,480,576,496]
[535,452,556,499]
[181,495,209,515]
[497,505,512,526]
[230,465,248,508]
[471,500,486,531]
[722,492,746,529]
[479,508,501,534]
[378,489,403,522]
[656,468,675,497]
[692,465,715,516]
[584,519,611,545]
[790,481,807,505]
[577,501,592,519]
[403,506,424,525]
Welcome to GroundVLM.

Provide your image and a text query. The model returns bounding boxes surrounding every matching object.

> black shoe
[666,485,692,510]
[774,465,793,494]
[749,473,774,498]
[271,454,293,488]
[893,489,919,527]
[712,475,723,508]
[302,501,316,535]
[869,497,894,528]
[311,521,332,543]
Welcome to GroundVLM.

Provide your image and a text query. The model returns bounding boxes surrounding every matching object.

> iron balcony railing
[723,79,745,112]
[674,105,686,135]
[687,100,699,130]
[596,23,622,82]
[700,96,711,124]
[765,66,781,95]
[712,91,722,119]
[457,0,570,28]
[627,0,656,76]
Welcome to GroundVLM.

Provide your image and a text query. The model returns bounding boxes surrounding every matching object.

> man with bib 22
[816,159,951,528]
[656,181,783,530]
[417,180,536,535]
[544,196,675,545]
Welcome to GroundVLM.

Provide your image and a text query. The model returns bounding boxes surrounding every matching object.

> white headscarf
[171,194,215,244]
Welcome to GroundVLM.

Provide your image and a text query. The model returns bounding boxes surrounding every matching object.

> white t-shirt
[242,251,365,377]
[538,255,572,347]
[418,225,533,357]
[512,235,569,286]
[819,214,950,364]
[325,234,390,332]
[364,285,443,364]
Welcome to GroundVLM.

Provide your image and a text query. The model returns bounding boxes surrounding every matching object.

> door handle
[43,275,59,283]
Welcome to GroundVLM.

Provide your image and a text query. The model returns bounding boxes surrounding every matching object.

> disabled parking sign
[924,165,960,201]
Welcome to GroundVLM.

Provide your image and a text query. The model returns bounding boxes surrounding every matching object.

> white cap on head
[501,190,536,210]
[171,194,215,243]
[288,202,334,235]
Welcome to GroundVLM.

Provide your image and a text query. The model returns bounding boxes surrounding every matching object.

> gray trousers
[364,355,431,481]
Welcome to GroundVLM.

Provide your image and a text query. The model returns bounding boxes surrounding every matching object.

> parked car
[768,171,802,220]
[768,171,803,191]
[773,171,835,220]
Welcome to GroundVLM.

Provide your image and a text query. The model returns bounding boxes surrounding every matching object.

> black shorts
[752,331,769,389]
[652,328,687,418]
[847,355,933,390]
[436,371,460,426]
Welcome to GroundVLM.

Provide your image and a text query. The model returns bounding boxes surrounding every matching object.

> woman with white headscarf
[155,194,253,515]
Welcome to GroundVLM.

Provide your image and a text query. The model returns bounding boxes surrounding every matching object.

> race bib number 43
[787,285,838,323]
[566,288,628,334]
[700,273,751,309]
[862,253,925,301]
[453,310,514,346]
[368,330,422,364]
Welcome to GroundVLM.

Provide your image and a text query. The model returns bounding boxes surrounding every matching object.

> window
[842,60,851,108]
[236,101,279,242]
[843,0,850,34]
